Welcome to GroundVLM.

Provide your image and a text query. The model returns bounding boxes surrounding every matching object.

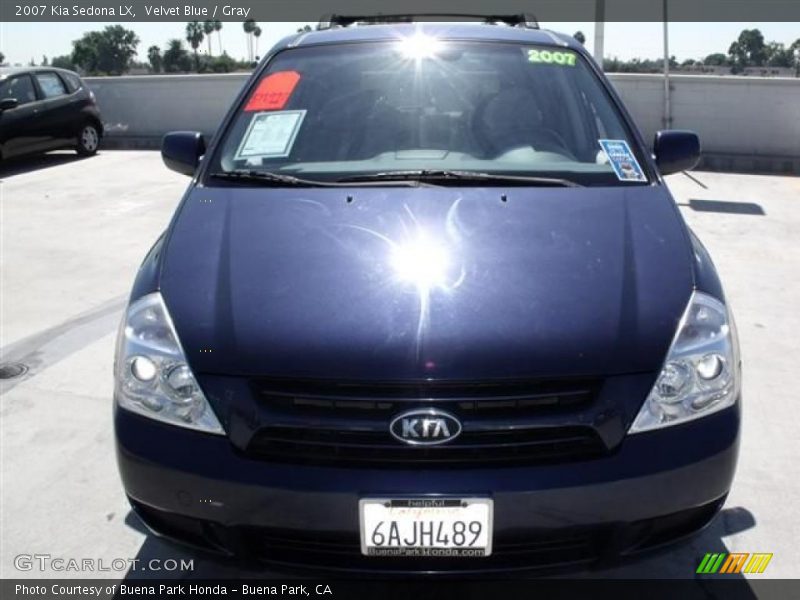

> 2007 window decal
[524,48,578,66]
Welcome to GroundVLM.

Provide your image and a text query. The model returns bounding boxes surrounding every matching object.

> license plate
[359,498,493,557]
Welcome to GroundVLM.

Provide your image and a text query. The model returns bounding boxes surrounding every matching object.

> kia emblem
[390,409,462,446]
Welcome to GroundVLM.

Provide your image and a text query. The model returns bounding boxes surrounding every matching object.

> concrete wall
[86,72,800,173]
[85,73,249,142]
[609,73,800,173]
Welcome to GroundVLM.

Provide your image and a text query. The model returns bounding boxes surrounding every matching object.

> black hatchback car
[115,18,741,574]
[0,66,103,161]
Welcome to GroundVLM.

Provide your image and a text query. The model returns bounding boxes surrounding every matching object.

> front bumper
[115,401,739,573]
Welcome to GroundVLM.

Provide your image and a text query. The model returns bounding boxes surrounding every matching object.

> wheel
[76,123,100,156]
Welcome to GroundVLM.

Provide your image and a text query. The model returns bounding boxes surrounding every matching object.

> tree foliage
[71,25,139,75]
[163,39,192,73]
[728,29,767,71]
[185,21,205,70]
[147,45,163,73]
[203,20,215,56]
[604,29,799,75]
[51,55,76,70]
[243,18,257,62]
[703,53,729,66]
[193,52,246,73]
[603,56,676,73]
[253,25,262,60]
[765,42,793,67]
[792,39,800,74]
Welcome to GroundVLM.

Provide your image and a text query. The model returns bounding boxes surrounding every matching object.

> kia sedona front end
[115,20,740,573]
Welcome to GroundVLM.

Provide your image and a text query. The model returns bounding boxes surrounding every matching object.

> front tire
[76,123,100,156]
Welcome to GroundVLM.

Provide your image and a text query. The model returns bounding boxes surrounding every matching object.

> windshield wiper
[210,170,440,188]
[209,170,336,187]
[337,170,582,187]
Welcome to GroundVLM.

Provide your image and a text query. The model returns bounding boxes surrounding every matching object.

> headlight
[629,291,740,433]
[114,292,224,435]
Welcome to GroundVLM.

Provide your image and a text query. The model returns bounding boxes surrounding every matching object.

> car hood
[160,184,693,380]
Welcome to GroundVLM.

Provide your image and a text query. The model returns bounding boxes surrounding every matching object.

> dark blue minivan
[114,17,741,573]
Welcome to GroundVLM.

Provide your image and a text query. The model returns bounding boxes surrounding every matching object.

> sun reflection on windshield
[397,32,443,60]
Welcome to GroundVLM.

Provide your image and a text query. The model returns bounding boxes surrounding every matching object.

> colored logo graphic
[696,552,773,574]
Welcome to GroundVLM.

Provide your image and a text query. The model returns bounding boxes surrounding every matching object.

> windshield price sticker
[234,110,306,160]
[525,49,578,66]
[244,70,301,112]
[598,139,648,182]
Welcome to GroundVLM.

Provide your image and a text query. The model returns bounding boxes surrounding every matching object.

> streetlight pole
[663,0,672,128]
[594,0,605,67]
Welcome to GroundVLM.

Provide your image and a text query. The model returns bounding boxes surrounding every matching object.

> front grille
[247,425,605,467]
[245,378,607,468]
[253,378,597,415]
[244,527,604,571]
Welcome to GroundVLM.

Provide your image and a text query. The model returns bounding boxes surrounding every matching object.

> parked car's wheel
[76,122,100,156]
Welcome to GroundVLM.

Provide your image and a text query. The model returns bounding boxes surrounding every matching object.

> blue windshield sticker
[598,139,647,182]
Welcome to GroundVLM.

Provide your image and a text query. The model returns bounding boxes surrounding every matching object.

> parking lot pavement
[1,152,798,581]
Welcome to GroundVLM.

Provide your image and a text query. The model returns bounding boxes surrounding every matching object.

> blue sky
[1,21,798,66]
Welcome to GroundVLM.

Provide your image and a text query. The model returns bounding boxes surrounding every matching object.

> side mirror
[654,130,701,176]
[0,98,19,111]
[161,131,205,176]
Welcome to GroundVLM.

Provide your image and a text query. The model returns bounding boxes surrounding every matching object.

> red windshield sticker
[244,71,301,112]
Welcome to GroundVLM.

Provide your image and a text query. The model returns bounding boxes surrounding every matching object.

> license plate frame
[359,497,493,557]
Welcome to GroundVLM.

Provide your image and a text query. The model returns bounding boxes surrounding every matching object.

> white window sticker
[235,110,306,160]
[598,139,647,182]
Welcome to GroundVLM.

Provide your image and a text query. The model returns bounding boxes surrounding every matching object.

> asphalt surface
[1,151,798,582]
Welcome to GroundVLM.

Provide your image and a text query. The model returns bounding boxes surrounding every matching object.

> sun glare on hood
[392,234,451,291]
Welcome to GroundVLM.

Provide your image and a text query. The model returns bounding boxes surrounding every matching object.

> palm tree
[791,38,800,76]
[163,38,190,72]
[185,21,204,70]
[203,20,215,56]
[213,20,223,55]
[243,19,256,62]
[253,26,262,60]
[147,45,162,73]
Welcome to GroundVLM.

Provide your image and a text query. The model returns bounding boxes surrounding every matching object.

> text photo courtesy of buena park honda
[1,0,799,597]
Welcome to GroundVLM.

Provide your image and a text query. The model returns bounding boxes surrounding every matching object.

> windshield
[211,37,650,186]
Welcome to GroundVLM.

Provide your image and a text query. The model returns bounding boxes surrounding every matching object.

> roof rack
[318,13,540,31]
